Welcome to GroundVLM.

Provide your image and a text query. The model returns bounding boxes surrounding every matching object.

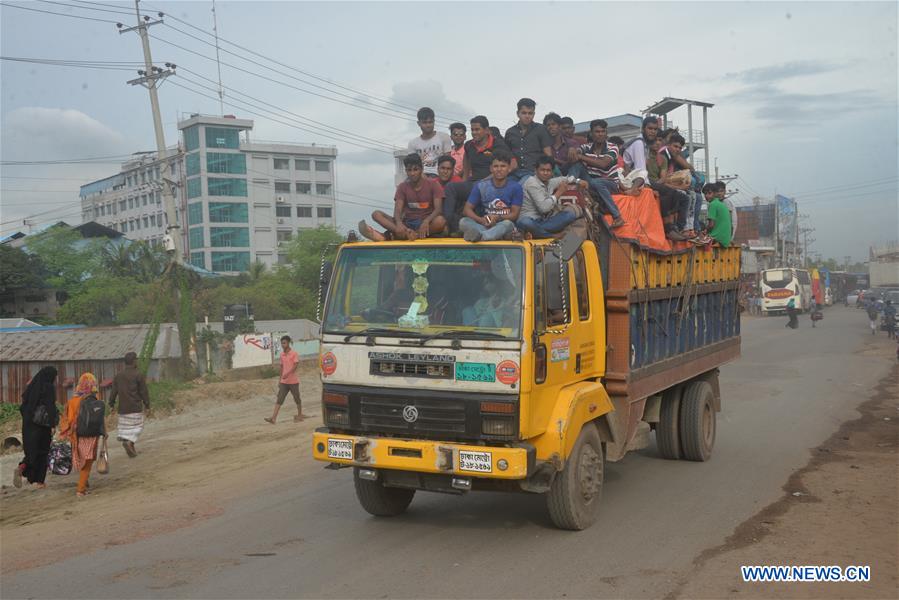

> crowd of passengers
[357,98,734,247]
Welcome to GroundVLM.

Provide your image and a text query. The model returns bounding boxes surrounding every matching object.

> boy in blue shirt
[460,150,523,242]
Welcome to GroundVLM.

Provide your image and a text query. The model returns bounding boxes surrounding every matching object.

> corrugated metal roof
[0,324,181,362]
[0,318,41,328]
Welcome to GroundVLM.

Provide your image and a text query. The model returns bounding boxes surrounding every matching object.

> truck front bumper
[312,428,532,480]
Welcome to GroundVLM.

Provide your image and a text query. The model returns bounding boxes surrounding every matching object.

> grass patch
[0,403,21,426]
[148,380,194,412]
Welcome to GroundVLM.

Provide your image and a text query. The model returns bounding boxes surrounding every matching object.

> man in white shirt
[408,107,453,177]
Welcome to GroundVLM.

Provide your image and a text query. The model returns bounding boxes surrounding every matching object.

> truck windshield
[323,246,524,339]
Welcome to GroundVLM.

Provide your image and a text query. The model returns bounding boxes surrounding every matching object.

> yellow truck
[312,233,741,529]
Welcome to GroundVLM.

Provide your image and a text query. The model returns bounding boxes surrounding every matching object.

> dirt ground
[672,345,899,599]
[0,362,322,574]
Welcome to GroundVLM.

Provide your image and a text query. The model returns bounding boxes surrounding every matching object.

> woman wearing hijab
[59,373,105,497]
[14,366,59,488]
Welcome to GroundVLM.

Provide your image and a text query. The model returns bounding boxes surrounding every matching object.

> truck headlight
[482,417,515,436]
[326,407,349,426]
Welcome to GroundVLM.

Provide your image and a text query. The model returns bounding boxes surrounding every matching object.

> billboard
[776,195,798,242]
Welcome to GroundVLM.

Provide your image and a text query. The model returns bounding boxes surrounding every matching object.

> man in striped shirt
[568,119,625,228]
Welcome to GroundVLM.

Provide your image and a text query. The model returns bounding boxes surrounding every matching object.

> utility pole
[844,255,852,271]
[211,0,225,115]
[800,227,815,268]
[118,1,181,264]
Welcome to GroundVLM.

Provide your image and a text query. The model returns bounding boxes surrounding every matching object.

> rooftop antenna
[211,0,225,115]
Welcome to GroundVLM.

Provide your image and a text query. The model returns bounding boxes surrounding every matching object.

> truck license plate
[328,439,353,460]
[455,362,496,382]
[459,451,492,473]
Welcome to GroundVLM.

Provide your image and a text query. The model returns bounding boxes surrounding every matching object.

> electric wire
[0,2,119,23]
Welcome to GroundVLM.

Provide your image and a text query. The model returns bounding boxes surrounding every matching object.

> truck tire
[353,469,415,517]
[546,423,604,530]
[679,380,716,462]
[656,386,682,460]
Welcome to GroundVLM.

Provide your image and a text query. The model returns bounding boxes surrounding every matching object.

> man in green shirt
[703,183,732,247]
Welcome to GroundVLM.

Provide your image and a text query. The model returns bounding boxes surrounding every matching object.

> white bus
[760,268,812,315]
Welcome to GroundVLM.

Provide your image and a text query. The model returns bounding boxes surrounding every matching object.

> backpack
[76,394,105,437]
[48,440,72,475]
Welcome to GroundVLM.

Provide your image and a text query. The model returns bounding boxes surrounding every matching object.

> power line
[0,2,119,23]
[34,0,133,17]
[142,1,469,123]
[1,154,135,165]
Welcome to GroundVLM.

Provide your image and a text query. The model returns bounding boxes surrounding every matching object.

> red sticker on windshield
[321,352,337,376]
[496,361,520,385]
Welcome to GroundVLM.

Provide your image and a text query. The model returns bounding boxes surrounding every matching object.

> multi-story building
[179,114,337,273]
[80,114,338,273]
[79,150,183,249]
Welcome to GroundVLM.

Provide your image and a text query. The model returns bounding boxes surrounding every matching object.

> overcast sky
[2,0,897,262]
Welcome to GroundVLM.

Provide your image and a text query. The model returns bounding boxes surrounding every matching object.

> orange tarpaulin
[601,187,695,254]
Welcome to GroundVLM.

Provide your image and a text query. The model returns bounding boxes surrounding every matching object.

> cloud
[722,60,850,84]
[1,107,130,160]
[720,85,890,125]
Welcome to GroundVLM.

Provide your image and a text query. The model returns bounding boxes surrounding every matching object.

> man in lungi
[108,351,151,457]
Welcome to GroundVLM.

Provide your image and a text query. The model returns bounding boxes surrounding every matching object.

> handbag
[96,437,110,475]
[32,404,56,428]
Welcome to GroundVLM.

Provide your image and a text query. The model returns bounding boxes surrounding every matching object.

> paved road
[3,307,893,599]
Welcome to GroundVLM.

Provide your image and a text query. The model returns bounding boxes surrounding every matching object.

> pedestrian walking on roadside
[265,336,307,424]
[809,297,818,328]
[108,352,150,458]
[59,373,107,497]
[785,297,799,329]
[13,366,59,489]
[867,303,879,335]
[884,300,896,339]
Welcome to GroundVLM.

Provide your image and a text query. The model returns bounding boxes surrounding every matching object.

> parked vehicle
[313,233,741,530]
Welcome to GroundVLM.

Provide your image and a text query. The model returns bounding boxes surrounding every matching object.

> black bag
[32,404,57,428]
[76,394,105,437]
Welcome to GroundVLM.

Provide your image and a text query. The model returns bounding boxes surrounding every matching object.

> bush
[0,403,20,426]
[147,380,194,412]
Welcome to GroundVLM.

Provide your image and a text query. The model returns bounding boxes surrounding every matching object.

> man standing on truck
[408,107,453,177]
[265,335,305,424]
[505,98,553,182]
[460,150,523,242]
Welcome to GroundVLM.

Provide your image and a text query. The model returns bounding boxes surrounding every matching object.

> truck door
[528,246,579,435]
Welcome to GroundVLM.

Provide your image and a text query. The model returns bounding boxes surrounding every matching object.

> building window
[315,160,331,172]
[209,226,250,247]
[184,126,200,152]
[211,251,250,272]
[295,158,310,171]
[187,177,202,199]
[142,194,148,206]
[276,230,293,244]
[186,153,200,176]
[315,183,332,196]
[207,177,247,197]
[136,218,142,230]
[189,227,204,248]
[273,157,290,170]
[127,198,134,209]
[188,202,203,225]
[190,252,205,269]
[208,202,248,223]
[141,171,147,184]
[275,205,292,217]
[155,191,161,204]
[126,176,132,187]
[100,205,105,216]
[119,199,126,211]
[317,206,333,218]
[150,214,156,227]
[297,206,312,218]
[296,182,312,194]
[207,152,247,174]
[274,181,291,193]
[205,126,240,149]
[154,166,160,180]
[143,216,149,228]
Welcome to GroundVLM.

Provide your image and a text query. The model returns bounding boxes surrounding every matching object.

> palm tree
[249,260,267,282]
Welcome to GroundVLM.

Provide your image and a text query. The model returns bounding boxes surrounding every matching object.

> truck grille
[360,396,466,436]
[369,359,453,379]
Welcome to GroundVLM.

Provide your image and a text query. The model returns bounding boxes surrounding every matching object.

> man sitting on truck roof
[544,112,579,176]
[442,115,510,234]
[561,116,587,144]
[448,122,467,179]
[358,153,447,241]
[647,132,693,241]
[568,119,626,229]
[517,156,583,238]
[702,183,732,247]
[436,155,462,191]
[459,149,523,242]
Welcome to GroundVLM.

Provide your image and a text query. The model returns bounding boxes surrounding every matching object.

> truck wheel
[546,423,604,530]
[679,380,716,462]
[656,387,682,460]
[353,469,415,516]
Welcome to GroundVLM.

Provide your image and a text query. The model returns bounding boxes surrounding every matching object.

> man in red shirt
[436,155,462,191]
[448,122,467,179]
[265,335,305,424]
[359,153,447,241]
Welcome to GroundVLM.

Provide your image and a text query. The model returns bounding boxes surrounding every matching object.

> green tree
[55,276,140,325]
[283,226,343,292]
[26,227,103,291]
[0,245,46,294]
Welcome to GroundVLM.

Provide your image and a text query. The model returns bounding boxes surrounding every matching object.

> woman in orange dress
[59,373,105,497]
